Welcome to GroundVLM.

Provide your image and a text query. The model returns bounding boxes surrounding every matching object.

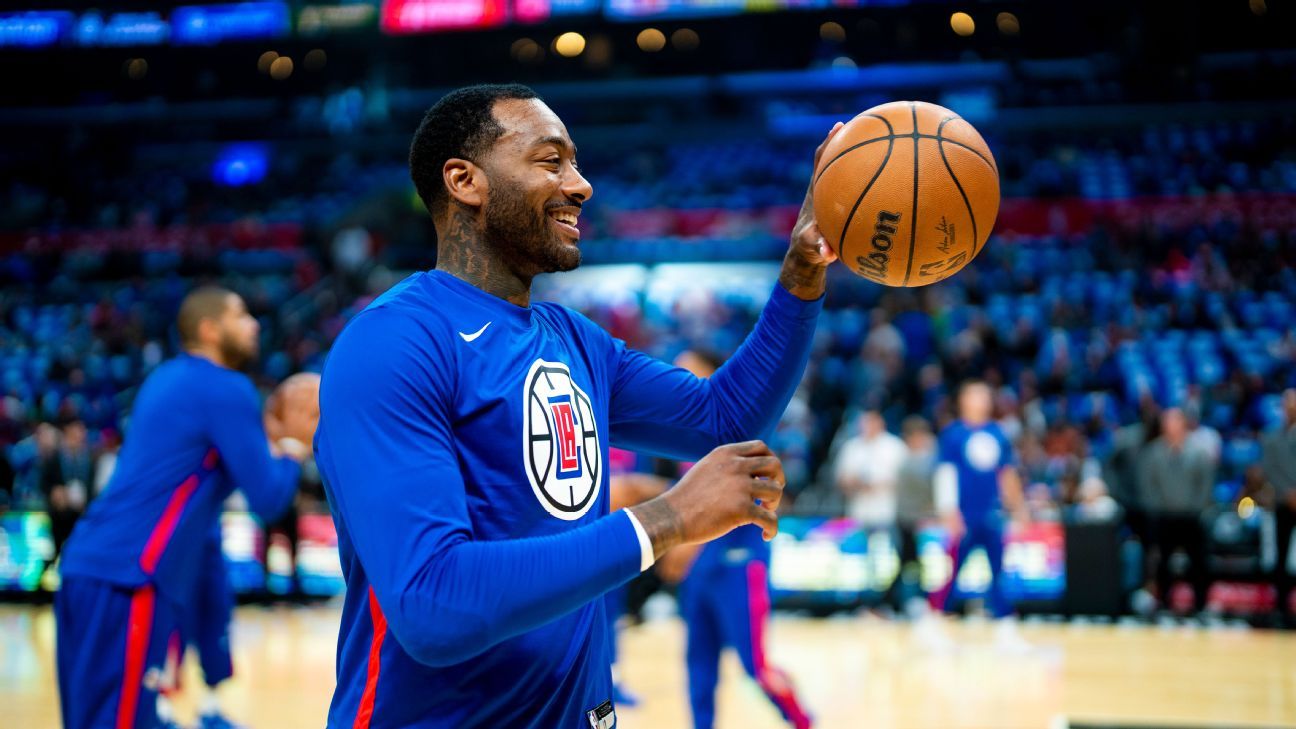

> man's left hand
[780,121,844,300]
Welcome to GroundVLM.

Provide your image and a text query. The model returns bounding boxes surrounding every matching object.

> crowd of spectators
[1,112,1294,618]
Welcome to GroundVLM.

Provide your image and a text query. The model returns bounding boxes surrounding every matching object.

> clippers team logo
[965,430,1002,472]
[522,359,602,520]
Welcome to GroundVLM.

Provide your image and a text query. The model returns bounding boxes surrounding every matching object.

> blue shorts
[56,576,179,729]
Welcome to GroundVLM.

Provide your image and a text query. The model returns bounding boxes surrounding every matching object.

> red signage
[379,0,507,33]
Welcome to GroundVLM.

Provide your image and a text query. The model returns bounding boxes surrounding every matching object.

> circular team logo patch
[965,430,1002,472]
[522,359,602,520]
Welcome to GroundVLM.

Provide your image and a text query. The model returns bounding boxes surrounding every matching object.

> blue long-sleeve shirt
[315,269,820,728]
[938,420,1014,519]
[60,354,301,605]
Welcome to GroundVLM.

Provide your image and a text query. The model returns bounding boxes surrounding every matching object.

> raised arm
[606,286,821,460]
[607,124,843,461]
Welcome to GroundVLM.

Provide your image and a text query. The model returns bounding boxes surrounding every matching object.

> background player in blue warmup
[315,84,840,728]
[933,380,1029,649]
[657,350,812,729]
[55,286,318,729]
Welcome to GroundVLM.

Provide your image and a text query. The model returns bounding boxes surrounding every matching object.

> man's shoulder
[341,282,460,348]
[152,356,254,397]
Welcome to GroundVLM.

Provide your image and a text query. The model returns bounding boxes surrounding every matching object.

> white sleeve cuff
[623,509,656,572]
[934,463,958,514]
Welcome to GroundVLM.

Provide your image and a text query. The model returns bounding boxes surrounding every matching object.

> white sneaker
[994,618,1032,654]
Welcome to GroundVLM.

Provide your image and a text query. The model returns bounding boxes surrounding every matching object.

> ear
[196,316,221,346]
[444,158,486,208]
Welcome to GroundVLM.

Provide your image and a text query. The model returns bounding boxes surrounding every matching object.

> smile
[547,209,581,240]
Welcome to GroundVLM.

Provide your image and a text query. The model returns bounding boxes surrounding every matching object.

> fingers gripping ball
[813,100,1000,287]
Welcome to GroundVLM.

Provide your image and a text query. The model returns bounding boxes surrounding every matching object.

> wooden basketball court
[5,604,1294,728]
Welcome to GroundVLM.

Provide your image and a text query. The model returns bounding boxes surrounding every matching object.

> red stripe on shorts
[115,585,156,729]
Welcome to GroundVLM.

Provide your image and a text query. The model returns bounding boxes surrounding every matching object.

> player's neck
[435,206,532,308]
[185,345,231,370]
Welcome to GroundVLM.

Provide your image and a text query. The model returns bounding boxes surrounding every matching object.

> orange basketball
[813,100,1000,287]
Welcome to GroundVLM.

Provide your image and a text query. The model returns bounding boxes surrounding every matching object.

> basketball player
[932,380,1028,649]
[55,287,316,729]
[315,84,840,728]
[654,350,812,729]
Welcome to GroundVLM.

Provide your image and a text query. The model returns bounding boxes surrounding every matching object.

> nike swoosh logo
[458,321,492,342]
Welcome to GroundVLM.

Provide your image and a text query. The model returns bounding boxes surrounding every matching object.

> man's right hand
[627,440,786,560]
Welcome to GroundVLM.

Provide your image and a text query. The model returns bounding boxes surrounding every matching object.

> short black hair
[177,285,235,347]
[409,83,541,217]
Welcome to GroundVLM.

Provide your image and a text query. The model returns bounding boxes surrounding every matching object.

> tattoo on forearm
[628,498,685,560]
[779,246,827,301]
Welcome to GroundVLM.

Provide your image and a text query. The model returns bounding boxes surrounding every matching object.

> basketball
[813,100,1000,287]
[269,372,321,446]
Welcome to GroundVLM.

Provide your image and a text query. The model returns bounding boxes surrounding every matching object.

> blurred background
[2,1,1296,727]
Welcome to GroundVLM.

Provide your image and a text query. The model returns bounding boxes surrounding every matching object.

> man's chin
[226,350,258,372]
[543,243,581,273]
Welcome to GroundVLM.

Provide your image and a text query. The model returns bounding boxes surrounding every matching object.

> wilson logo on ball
[856,209,902,282]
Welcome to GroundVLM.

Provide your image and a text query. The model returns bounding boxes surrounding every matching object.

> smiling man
[315,84,840,728]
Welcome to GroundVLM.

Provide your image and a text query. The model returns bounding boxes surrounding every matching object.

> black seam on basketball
[813,114,894,186]
[836,134,895,268]
[813,136,891,187]
[937,116,979,265]
[903,102,919,286]
[831,115,894,258]
[815,134,992,185]
[908,133,996,173]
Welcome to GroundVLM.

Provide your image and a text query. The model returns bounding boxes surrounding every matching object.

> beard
[219,331,258,372]
[483,182,581,275]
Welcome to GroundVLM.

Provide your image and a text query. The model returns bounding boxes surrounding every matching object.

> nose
[563,162,593,204]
